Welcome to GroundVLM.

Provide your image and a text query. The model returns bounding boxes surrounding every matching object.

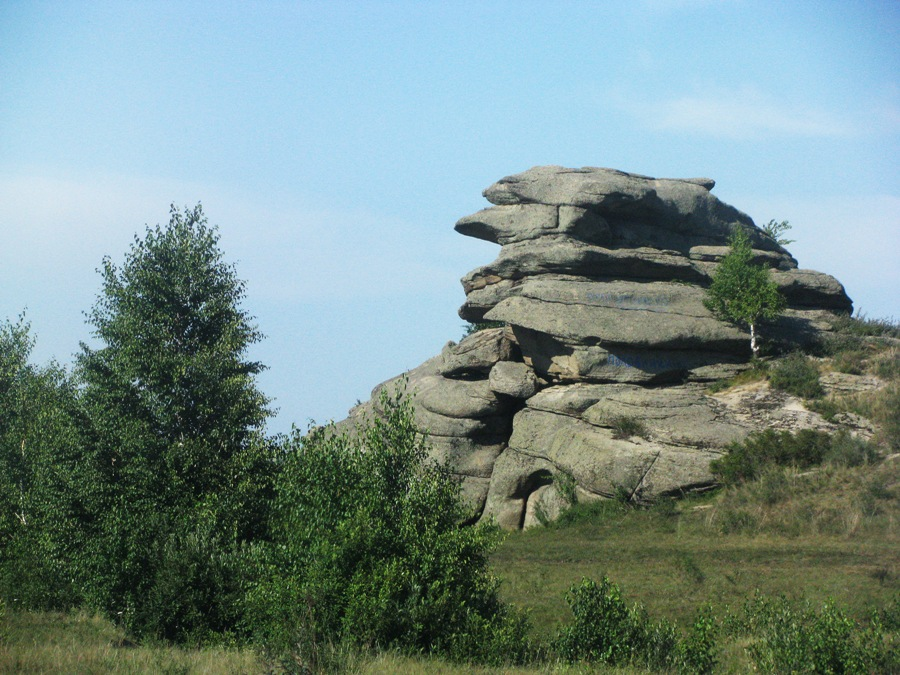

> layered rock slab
[337,165,855,528]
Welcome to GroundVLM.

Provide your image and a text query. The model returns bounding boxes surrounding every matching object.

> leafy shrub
[831,313,900,339]
[712,430,825,484]
[727,593,895,673]
[554,469,578,506]
[761,219,795,246]
[876,385,900,450]
[875,349,900,380]
[823,432,880,467]
[878,595,900,631]
[846,382,900,451]
[133,516,249,645]
[769,352,824,398]
[552,499,628,527]
[806,397,841,421]
[820,314,900,357]
[555,576,716,673]
[711,429,876,486]
[555,576,670,667]
[677,605,718,674]
[246,385,531,666]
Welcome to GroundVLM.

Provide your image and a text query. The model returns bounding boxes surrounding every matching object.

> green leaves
[248,385,529,663]
[71,204,275,639]
[704,229,787,356]
[0,316,84,609]
[761,219,795,246]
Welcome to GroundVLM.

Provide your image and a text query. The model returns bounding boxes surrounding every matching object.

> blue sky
[2,0,898,434]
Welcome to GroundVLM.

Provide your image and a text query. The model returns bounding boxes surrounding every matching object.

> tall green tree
[75,204,276,640]
[0,316,83,609]
[704,229,787,357]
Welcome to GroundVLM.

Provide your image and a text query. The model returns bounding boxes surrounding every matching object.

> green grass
[0,611,645,674]
[0,610,268,674]
[490,460,899,673]
[3,465,897,673]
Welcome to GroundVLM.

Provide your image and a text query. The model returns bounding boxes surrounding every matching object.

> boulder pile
[338,166,853,529]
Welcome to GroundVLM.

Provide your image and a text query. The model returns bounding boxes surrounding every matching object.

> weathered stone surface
[336,165,858,530]
[482,166,777,249]
[772,269,853,311]
[439,327,517,377]
[480,405,727,524]
[709,381,859,434]
[457,476,492,523]
[428,435,507,478]
[461,238,705,294]
[580,384,749,448]
[511,324,747,383]
[689,245,797,270]
[486,279,749,353]
[454,204,558,245]
[458,279,522,323]
[526,383,610,417]
[455,204,613,247]
[489,361,539,398]
[819,371,885,395]
[416,376,506,419]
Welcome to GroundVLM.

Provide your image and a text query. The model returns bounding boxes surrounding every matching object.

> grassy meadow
[3,459,896,673]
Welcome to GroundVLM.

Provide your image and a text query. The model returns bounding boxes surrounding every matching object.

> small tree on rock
[704,229,787,357]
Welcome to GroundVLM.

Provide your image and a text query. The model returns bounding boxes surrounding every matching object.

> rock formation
[338,166,854,529]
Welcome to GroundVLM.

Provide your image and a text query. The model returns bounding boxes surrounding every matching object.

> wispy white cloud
[648,86,852,139]
[0,171,460,304]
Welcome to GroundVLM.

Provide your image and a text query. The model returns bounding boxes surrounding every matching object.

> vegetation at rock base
[704,229,787,357]
[768,352,824,398]
[710,428,878,485]
[244,384,531,668]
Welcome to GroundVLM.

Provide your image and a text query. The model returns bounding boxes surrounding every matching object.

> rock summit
[338,166,853,529]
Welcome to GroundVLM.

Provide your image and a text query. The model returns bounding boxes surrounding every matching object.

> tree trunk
[750,322,758,357]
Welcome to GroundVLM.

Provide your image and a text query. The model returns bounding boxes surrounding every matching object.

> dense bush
[555,576,716,673]
[725,593,896,673]
[0,316,83,610]
[711,429,878,485]
[769,352,824,398]
[245,384,531,666]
